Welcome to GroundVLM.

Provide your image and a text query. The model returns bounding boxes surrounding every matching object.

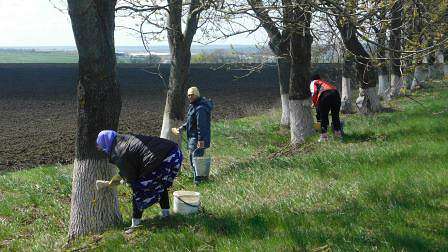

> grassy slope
[0,81,447,251]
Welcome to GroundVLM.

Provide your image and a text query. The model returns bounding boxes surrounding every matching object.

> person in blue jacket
[172,86,213,183]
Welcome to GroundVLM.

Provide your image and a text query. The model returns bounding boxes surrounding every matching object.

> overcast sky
[0,0,266,47]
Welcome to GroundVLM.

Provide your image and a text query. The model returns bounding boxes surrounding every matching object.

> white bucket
[173,191,200,215]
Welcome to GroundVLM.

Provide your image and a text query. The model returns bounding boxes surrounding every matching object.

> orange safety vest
[312,79,337,106]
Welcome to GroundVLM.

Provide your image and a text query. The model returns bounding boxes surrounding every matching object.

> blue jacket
[180,97,213,150]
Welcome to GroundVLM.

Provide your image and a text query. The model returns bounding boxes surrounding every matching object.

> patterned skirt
[130,147,183,210]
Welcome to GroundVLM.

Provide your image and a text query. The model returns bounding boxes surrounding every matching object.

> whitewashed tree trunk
[288,2,313,145]
[289,99,314,145]
[69,159,121,238]
[277,56,291,127]
[160,0,201,144]
[436,49,444,63]
[341,76,353,113]
[337,12,380,114]
[387,0,403,100]
[435,49,446,79]
[356,87,381,114]
[280,94,290,126]
[403,72,413,90]
[160,113,182,144]
[411,64,429,90]
[68,0,122,239]
[378,74,389,98]
[388,73,404,99]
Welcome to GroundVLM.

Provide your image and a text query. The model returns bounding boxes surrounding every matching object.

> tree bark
[411,63,429,90]
[289,1,314,145]
[160,48,189,142]
[444,49,448,78]
[248,0,291,126]
[337,17,380,114]
[376,18,389,98]
[67,0,122,239]
[160,0,200,142]
[277,51,291,126]
[434,49,446,79]
[341,56,354,114]
[388,0,404,99]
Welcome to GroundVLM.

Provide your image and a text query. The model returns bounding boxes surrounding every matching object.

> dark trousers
[316,90,341,134]
[132,188,170,219]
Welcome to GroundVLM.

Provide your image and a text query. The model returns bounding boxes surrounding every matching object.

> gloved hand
[96,175,123,190]
[171,127,180,135]
[108,175,123,187]
[95,180,110,190]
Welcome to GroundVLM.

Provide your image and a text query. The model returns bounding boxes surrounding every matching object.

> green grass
[0,50,79,63]
[1,81,448,251]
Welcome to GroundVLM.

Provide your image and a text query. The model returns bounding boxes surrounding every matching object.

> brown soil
[0,64,279,171]
[0,63,340,171]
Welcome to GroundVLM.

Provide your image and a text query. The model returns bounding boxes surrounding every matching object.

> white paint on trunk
[356,87,381,114]
[388,74,404,99]
[435,50,444,64]
[411,65,428,90]
[377,74,389,98]
[434,50,446,79]
[403,74,413,90]
[160,112,182,146]
[161,113,175,139]
[289,99,314,145]
[444,64,448,78]
[280,94,290,126]
[341,77,353,113]
[69,159,122,239]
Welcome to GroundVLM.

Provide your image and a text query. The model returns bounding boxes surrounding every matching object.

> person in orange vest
[310,74,342,142]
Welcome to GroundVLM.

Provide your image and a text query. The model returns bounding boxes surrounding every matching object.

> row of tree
[65,0,447,239]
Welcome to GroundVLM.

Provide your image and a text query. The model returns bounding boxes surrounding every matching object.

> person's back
[310,74,342,142]
[96,130,183,232]
[110,134,178,181]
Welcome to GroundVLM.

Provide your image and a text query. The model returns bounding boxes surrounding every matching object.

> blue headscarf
[96,130,117,154]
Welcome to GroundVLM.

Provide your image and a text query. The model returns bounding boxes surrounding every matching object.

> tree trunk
[67,0,122,239]
[248,0,292,127]
[289,2,314,145]
[378,73,389,97]
[388,0,404,99]
[376,6,389,98]
[355,87,381,115]
[337,18,381,114]
[160,50,189,142]
[277,55,291,126]
[160,0,199,143]
[411,63,429,90]
[434,49,446,79]
[444,49,448,78]
[341,57,354,113]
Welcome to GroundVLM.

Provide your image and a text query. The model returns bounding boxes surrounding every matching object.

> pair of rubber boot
[318,121,344,142]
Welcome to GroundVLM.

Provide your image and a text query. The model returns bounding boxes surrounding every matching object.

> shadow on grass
[342,131,378,143]
[113,199,447,251]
